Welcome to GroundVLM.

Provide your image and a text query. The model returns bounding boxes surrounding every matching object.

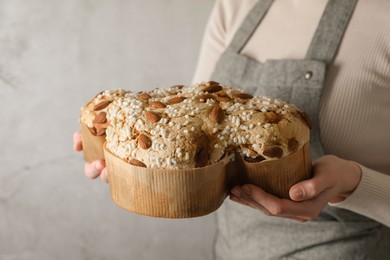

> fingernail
[242,185,250,195]
[95,161,104,171]
[231,188,241,198]
[291,188,303,200]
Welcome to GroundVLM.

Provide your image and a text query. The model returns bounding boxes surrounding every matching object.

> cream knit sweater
[193,0,390,227]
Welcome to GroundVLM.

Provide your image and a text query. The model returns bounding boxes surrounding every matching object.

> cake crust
[100,82,310,169]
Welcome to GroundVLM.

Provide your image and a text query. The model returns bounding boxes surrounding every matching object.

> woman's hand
[230,155,362,222]
[73,131,108,183]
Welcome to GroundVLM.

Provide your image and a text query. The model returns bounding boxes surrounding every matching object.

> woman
[74,0,390,258]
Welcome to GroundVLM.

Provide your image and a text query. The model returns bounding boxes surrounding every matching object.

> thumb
[289,174,330,201]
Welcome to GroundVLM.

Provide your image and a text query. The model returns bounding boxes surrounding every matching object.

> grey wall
[0,1,216,259]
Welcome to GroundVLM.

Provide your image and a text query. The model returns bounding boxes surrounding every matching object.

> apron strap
[227,0,274,53]
[227,0,357,65]
[305,0,358,64]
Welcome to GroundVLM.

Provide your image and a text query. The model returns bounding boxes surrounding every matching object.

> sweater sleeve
[192,0,258,83]
[329,164,390,227]
[192,0,226,83]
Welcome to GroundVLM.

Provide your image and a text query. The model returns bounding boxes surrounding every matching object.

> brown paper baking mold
[237,142,312,198]
[104,145,230,218]
[99,141,311,218]
[81,123,106,163]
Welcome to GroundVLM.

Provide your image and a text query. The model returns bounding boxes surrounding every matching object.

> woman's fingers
[229,155,364,222]
[100,167,109,183]
[73,131,83,151]
[231,187,271,215]
[74,131,108,183]
[73,130,108,183]
[230,187,308,223]
[231,184,331,221]
[289,155,362,203]
[230,194,251,207]
[84,160,106,179]
[239,184,286,215]
[289,175,333,201]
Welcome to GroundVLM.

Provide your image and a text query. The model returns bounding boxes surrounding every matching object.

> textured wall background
[0,0,216,259]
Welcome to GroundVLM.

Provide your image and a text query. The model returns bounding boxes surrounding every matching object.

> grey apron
[210,0,390,259]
